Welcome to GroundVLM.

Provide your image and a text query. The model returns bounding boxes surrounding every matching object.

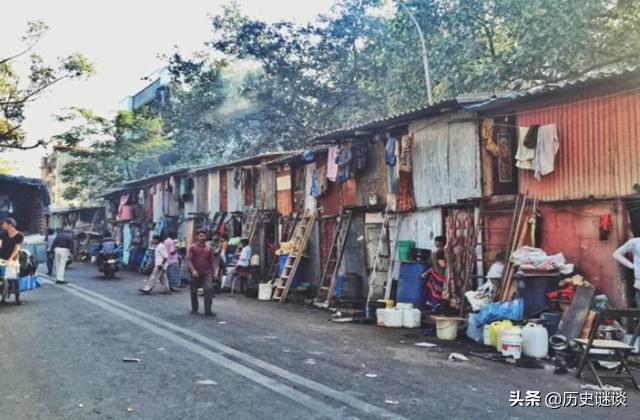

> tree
[0,20,94,150]
[53,108,170,202]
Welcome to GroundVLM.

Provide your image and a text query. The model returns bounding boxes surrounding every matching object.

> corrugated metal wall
[304,162,316,211]
[517,90,640,200]
[208,171,220,214]
[259,167,276,210]
[195,174,208,213]
[394,209,443,249]
[227,169,243,213]
[410,112,482,207]
[152,182,163,222]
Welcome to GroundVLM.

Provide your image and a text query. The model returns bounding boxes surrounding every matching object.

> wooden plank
[558,286,596,340]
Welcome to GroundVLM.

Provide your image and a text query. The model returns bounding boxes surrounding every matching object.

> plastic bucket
[376,308,388,326]
[258,283,273,300]
[402,308,422,328]
[499,327,523,359]
[435,319,459,340]
[397,240,416,261]
[489,320,513,348]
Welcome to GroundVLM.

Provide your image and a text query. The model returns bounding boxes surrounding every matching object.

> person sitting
[422,249,446,309]
[229,238,251,293]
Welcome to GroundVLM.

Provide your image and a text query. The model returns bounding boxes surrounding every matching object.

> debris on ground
[122,357,141,363]
[218,321,228,325]
[365,373,378,378]
[304,358,317,365]
[448,352,469,362]
[196,379,218,385]
[414,342,437,348]
[78,402,85,408]
[330,317,354,323]
[385,400,399,405]
[126,406,135,413]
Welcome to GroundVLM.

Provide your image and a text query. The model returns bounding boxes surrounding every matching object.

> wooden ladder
[366,202,394,304]
[316,210,353,303]
[230,208,260,265]
[272,210,316,303]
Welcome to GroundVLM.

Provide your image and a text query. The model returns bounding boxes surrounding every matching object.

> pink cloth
[326,146,339,182]
[164,237,179,265]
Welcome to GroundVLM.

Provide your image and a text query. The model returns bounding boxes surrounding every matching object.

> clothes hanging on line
[399,134,412,173]
[326,146,339,182]
[533,124,559,180]
[516,126,535,170]
[385,137,396,166]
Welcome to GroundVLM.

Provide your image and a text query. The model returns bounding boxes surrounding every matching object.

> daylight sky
[2,0,335,177]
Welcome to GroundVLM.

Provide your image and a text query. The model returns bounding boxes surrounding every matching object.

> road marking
[39,275,406,420]
[39,277,347,419]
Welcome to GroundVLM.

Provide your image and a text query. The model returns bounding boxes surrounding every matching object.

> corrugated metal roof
[311,94,493,144]
[0,174,47,188]
[191,151,288,173]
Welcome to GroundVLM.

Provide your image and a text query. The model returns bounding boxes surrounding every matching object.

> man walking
[0,218,24,305]
[164,231,180,290]
[139,235,170,295]
[187,230,218,316]
[46,228,57,275]
[52,226,74,284]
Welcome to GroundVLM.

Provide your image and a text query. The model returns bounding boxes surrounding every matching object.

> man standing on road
[46,228,57,275]
[187,230,218,317]
[0,218,24,305]
[164,231,180,290]
[52,226,74,284]
[139,235,170,295]
[613,237,640,308]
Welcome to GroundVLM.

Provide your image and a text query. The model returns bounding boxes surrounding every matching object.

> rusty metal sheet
[259,167,276,210]
[292,164,305,214]
[316,153,342,217]
[219,170,228,212]
[208,171,220,214]
[341,178,358,208]
[195,174,208,213]
[517,90,640,200]
[243,169,255,207]
[227,168,243,212]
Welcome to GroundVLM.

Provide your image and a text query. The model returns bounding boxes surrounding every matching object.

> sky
[1,0,335,177]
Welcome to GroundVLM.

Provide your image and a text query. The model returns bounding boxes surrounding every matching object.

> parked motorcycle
[99,253,119,279]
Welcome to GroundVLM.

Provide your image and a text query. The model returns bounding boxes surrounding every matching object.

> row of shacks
[98,68,640,308]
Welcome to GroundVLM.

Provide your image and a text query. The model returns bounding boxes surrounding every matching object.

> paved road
[0,263,637,419]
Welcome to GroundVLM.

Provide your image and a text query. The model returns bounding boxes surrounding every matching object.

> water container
[483,324,491,346]
[396,303,413,310]
[522,322,549,358]
[258,283,273,301]
[384,307,404,328]
[278,255,305,287]
[488,320,513,348]
[402,308,422,328]
[499,327,523,359]
[397,240,416,261]
[376,308,388,326]
[466,313,484,343]
[435,318,459,340]
[397,261,430,308]
[516,274,560,317]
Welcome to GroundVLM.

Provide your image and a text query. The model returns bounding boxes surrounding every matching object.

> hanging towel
[534,124,559,180]
[523,124,540,148]
[327,146,339,182]
[336,147,353,184]
[515,126,535,170]
[385,137,396,166]
[399,134,412,173]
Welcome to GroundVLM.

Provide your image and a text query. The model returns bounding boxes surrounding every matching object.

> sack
[4,264,18,280]
[19,275,41,292]
[475,298,524,325]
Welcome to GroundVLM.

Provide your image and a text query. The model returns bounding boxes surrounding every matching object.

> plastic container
[278,255,305,287]
[435,318,459,340]
[488,320,513,348]
[516,274,560,317]
[397,261,430,308]
[466,313,484,343]
[376,308,388,326]
[499,327,523,359]
[384,307,404,328]
[333,273,363,300]
[258,283,273,300]
[397,240,416,261]
[540,312,562,336]
[522,322,549,358]
[377,299,395,308]
[396,303,413,310]
[483,324,491,346]
[402,308,422,328]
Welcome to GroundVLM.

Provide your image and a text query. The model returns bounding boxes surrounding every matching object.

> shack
[0,174,50,235]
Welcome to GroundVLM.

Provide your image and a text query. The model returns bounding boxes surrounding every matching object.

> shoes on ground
[204,312,217,317]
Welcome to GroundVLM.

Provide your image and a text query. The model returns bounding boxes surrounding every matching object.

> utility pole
[396,0,433,105]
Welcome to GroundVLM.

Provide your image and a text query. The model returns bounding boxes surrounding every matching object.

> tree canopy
[1,21,94,150]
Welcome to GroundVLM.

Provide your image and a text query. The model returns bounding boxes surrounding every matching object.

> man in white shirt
[612,238,640,308]
[139,235,170,295]
[229,238,252,292]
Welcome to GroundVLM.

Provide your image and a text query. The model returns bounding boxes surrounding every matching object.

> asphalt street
[0,262,638,419]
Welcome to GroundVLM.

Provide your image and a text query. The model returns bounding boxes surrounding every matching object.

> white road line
[40,277,347,419]
[39,275,407,420]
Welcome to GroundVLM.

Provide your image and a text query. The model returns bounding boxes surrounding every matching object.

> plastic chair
[575,309,640,390]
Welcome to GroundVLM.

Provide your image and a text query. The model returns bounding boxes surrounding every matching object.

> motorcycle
[99,253,119,279]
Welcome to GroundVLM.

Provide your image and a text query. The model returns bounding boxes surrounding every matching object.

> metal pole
[396,0,433,105]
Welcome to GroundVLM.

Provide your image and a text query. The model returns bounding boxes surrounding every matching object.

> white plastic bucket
[435,319,459,340]
[376,308,388,327]
[402,308,421,328]
[396,303,413,310]
[258,283,273,300]
[385,307,404,328]
[499,327,523,359]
